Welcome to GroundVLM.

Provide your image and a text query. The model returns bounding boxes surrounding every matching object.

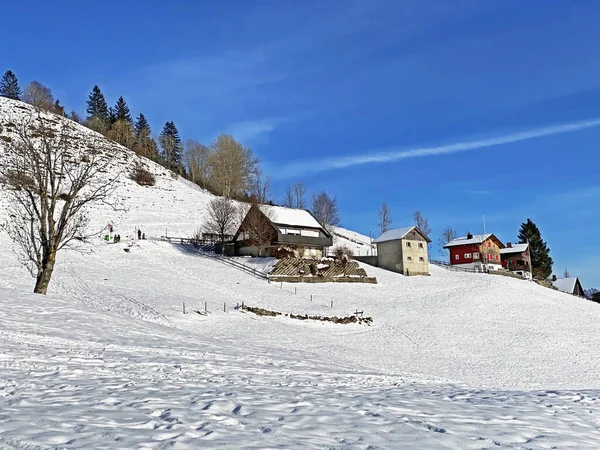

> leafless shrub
[332,245,354,260]
[271,246,295,259]
[130,164,156,186]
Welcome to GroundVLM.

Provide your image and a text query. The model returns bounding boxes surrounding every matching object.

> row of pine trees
[0,70,270,202]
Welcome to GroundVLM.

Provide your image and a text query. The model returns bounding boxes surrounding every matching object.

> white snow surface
[552,277,580,295]
[2,98,600,447]
[373,226,416,243]
[500,243,529,254]
[332,227,376,256]
[445,233,494,247]
[262,204,323,229]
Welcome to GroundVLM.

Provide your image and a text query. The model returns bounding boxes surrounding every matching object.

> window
[418,243,424,248]
[406,242,411,247]
[488,254,493,260]
[464,253,472,259]
[473,252,479,259]
[407,256,412,261]
[487,241,491,247]
[455,254,459,260]
[419,257,424,262]
[496,255,500,261]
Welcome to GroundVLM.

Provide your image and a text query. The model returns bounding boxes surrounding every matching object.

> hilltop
[2,97,600,447]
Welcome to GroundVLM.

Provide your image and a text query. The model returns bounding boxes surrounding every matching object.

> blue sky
[4,0,600,288]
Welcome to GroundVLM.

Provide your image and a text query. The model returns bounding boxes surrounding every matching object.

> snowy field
[2,98,600,448]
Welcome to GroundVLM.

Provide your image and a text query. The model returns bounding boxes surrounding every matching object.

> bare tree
[0,112,119,294]
[282,182,308,209]
[311,191,340,234]
[439,227,458,260]
[237,202,276,256]
[249,167,272,204]
[202,197,238,247]
[413,210,431,237]
[377,202,392,235]
[22,81,55,111]
[293,182,307,209]
[282,186,294,208]
[184,139,211,188]
[208,134,258,198]
[107,119,135,149]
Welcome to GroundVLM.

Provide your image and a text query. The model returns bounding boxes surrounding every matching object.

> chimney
[507,242,512,248]
[552,274,557,282]
[466,232,473,239]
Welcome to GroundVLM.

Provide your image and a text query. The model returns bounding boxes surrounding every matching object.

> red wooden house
[443,233,504,271]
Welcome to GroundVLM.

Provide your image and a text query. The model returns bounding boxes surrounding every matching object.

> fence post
[205,301,207,312]
[224,302,226,312]
[331,300,333,308]
[280,282,283,289]
[295,287,297,295]
[183,302,186,314]
[310,294,312,302]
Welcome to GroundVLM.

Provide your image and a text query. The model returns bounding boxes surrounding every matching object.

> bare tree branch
[439,227,458,260]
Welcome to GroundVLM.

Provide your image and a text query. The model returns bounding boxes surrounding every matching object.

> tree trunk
[34,251,57,294]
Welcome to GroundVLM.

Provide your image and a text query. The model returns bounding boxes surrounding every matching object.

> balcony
[275,233,333,248]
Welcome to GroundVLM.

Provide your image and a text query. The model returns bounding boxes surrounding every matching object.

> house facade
[232,204,332,257]
[443,233,504,271]
[500,242,532,278]
[373,226,431,276]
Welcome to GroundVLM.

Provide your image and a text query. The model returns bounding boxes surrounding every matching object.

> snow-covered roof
[444,234,492,248]
[500,243,528,254]
[373,226,416,243]
[552,277,580,294]
[261,205,323,229]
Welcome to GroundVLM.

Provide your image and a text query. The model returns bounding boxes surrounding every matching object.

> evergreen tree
[68,110,82,124]
[0,70,22,100]
[53,99,66,116]
[113,96,132,123]
[159,121,183,170]
[134,113,150,137]
[518,218,553,280]
[133,113,157,160]
[85,85,109,124]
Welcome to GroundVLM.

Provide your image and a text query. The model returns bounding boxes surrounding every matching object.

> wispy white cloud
[224,118,284,144]
[274,117,600,178]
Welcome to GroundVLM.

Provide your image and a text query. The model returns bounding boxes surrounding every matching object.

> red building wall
[449,244,481,265]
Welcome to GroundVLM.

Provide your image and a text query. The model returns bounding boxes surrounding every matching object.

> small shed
[373,226,431,276]
[552,277,585,297]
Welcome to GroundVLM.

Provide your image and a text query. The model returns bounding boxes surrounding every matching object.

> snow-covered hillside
[2,97,600,448]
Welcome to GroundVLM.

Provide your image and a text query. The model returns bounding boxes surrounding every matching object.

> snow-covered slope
[3,97,600,447]
[332,226,376,256]
[4,286,600,449]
